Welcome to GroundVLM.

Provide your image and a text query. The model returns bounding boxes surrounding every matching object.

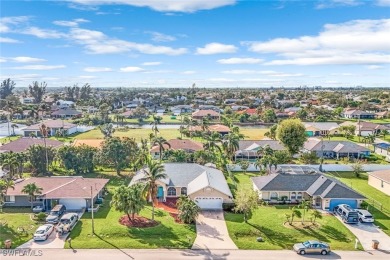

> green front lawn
[0,208,40,249]
[327,171,390,236]
[225,206,359,250]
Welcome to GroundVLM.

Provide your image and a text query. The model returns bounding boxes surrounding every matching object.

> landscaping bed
[119,215,159,228]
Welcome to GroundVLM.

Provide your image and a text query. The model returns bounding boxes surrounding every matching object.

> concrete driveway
[336,215,390,251]
[192,210,237,250]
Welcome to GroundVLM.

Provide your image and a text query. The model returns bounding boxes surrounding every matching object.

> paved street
[192,210,238,250]
[2,249,390,260]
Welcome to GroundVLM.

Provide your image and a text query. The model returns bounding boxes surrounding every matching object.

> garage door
[329,199,357,211]
[195,197,223,209]
[59,198,86,210]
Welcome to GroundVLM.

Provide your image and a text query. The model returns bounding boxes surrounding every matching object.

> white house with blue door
[252,173,365,211]
[130,163,233,209]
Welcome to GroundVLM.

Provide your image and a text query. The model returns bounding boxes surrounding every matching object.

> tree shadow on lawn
[0,223,31,248]
[319,225,351,243]
[247,222,297,249]
[94,233,135,259]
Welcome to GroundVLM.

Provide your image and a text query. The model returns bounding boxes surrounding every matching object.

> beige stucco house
[368,170,390,196]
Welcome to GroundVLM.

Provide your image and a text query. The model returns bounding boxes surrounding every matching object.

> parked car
[293,240,331,255]
[46,204,66,224]
[33,224,54,241]
[56,213,78,234]
[32,205,44,213]
[357,209,375,223]
[333,204,359,224]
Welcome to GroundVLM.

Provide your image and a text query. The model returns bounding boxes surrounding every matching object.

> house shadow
[182,248,230,260]
[0,222,31,248]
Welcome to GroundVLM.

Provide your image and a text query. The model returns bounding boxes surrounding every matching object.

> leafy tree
[311,210,322,224]
[264,124,277,140]
[140,159,167,220]
[21,183,43,210]
[99,123,115,138]
[177,196,200,224]
[296,109,308,120]
[277,119,307,154]
[57,145,97,175]
[339,125,356,139]
[238,160,250,173]
[28,81,46,103]
[99,137,139,175]
[234,186,259,222]
[27,145,55,176]
[273,150,291,164]
[299,152,319,164]
[167,149,187,162]
[98,103,110,123]
[0,78,15,99]
[111,184,146,220]
[352,160,363,178]
[0,179,14,212]
[262,109,277,123]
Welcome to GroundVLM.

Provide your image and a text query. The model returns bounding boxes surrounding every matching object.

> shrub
[360,201,369,209]
[35,212,47,221]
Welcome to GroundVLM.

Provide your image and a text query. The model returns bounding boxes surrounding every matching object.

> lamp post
[90,186,95,234]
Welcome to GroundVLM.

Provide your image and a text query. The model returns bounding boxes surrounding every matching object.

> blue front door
[157,186,164,198]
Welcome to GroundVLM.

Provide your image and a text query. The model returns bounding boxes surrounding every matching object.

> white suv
[357,209,374,223]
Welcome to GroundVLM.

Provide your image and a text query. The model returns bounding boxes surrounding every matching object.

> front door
[157,186,164,199]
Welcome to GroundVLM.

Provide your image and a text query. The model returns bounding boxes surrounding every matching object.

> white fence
[227,163,390,172]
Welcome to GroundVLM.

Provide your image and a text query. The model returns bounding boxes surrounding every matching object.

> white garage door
[195,197,223,209]
[59,198,86,210]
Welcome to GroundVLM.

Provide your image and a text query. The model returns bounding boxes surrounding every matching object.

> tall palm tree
[140,160,167,220]
[203,132,222,153]
[150,115,162,136]
[21,183,43,210]
[152,137,171,161]
[0,179,14,212]
[223,132,240,159]
[39,123,49,174]
[2,154,19,179]
[10,124,18,136]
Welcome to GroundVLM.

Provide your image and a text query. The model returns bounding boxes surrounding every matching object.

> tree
[57,145,97,175]
[0,179,14,212]
[98,103,110,123]
[28,81,46,103]
[203,132,222,153]
[311,210,322,224]
[10,124,18,136]
[264,124,277,140]
[382,130,389,140]
[111,184,146,220]
[99,123,115,138]
[152,137,170,161]
[223,132,241,159]
[238,160,250,173]
[99,137,139,175]
[262,109,277,123]
[0,78,15,99]
[289,206,302,224]
[339,125,356,139]
[1,153,19,179]
[352,160,363,178]
[277,119,307,155]
[234,186,259,222]
[21,183,43,210]
[299,152,319,164]
[296,109,308,120]
[39,123,49,173]
[177,196,200,224]
[150,115,162,136]
[299,200,311,224]
[273,150,291,164]
[27,145,55,176]
[167,149,187,162]
[140,159,167,220]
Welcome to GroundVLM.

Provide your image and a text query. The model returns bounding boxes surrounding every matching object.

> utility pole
[91,186,95,234]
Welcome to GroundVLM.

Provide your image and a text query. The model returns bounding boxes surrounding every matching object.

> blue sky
[1,0,389,88]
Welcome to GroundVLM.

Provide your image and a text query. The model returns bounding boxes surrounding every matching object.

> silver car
[57,213,78,233]
[33,224,54,241]
[293,240,331,255]
[357,209,375,223]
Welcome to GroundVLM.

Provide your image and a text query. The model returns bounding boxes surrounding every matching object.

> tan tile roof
[73,139,103,149]
[369,170,390,183]
[189,124,230,133]
[192,109,220,117]
[0,138,63,153]
[7,177,109,199]
[150,139,203,153]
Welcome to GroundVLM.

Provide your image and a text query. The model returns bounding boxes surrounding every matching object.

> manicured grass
[0,135,21,144]
[240,128,268,140]
[227,172,260,196]
[225,206,359,250]
[0,208,40,249]
[327,171,390,235]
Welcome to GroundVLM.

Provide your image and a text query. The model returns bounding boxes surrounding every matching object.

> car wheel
[45,235,48,240]
[300,250,305,255]
[321,250,328,255]
[359,218,363,223]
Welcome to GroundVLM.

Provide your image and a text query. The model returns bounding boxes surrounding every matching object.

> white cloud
[0,37,21,43]
[68,0,236,12]
[222,70,258,75]
[316,0,362,9]
[366,65,383,69]
[69,28,187,55]
[196,42,237,55]
[246,19,390,66]
[217,57,263,64]
[0,59,6,63]
[0,16,30,33]
[78,75,97,79]
[10,56,47,63]
[182,70,196,74]
[142,61,162,66]
[147,31,176,42]
[53,18,89,27]
[84,67,113,72]
[21,27,65,39]
[376,0,390,6]
[10,65,66,70]
[120,66,145,72]
[221,70,303,77]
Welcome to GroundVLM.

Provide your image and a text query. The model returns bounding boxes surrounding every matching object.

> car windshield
[365,215,373,218]
[303,241,311,247]
[35,230,45,234]
[60,219,70,224]
[49,211,59,216]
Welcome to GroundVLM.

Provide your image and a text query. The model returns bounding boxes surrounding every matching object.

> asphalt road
[1,249,389,260]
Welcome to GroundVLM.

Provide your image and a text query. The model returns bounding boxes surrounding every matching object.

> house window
[297,192,303,200]
[181,187,187,195]
[270,192,278,200]
[5,195,15,203]
[167,187,176,196]
[291,192,296,200]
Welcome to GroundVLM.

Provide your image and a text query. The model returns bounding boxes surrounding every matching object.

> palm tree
[2,154,19,179]
[311,210,322,224]
[203,132,222,153]
[140,160,167,220]
[200,117,210,132]
[289,206,302,224]
[223,132,240,159]
[259,154,278,175]
[299,200,311,224]
[21,183,43,210]
[150,115,162,136]
[382,130,389,140]
[0,179,14,212]
[152,137,171,161]
[177,196,200,224]
[111,184,146,220]
[10,124,18,136]
[39,123,49,174]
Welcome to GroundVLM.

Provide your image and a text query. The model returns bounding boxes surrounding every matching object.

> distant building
[22,120,78,137]
[342,109,375,119]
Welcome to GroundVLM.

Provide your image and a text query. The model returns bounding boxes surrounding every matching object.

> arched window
[181,187,187,195]
[297,192,303,200]
[291,192,296,200]
[167,187,176,196]
[270,192,278,200]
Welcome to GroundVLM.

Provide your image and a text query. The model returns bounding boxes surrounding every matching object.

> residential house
[192,109,221,120]
[303,138,370,159]
[51,108,82,119]
[130,163,233,209]
[5,177,109,211]
[150,139,203,159]
[56,100,75,109]
[251,172,365,211]
[0,138,63,153]
[342,109,375,119]
[375,111,388,119]
[304,122,340,137]
[22,120,78,137]
[340,121,389,136]
[198,105,221,112]
[237,108,258,116]
[368,170,390,196]
[231,105,249,111]
[170,105,193,115]
[234,140,286,161]
[189,124,230,135]
[20,97,35,104]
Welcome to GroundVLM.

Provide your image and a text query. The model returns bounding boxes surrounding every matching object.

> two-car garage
[59,198,87,211]
[194,197,223,209]
[329,199,358,211]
